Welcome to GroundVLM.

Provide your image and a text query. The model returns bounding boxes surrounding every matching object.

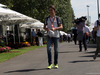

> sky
[71,0,99,23]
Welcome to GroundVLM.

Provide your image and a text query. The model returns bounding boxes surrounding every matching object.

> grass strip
[0,45,46,63]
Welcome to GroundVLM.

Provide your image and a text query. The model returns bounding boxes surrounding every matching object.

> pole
[30,28,32,45]
[6,30,8,45]
[87,5,89,25]
[17,24,20,44]
[97,0,99,19]
[87,5,89,22]
[5,25,8,45]
[13,25,15,44]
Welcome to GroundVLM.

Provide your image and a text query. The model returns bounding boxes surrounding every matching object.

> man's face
[49,8,55,15]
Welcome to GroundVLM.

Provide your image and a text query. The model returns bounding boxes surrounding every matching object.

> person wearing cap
[76,16,87,52]
[93,14,100,60]
[44,5,63,69]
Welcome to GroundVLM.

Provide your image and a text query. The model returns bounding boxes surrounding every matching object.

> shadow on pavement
[80,55,100,58]
[59,51,78,54]
[85,51,95,54]
[69,53,100,63]
[69,60,100,63]
[4,68,48,73]
[80,55,94,57]
[87,44,96,48]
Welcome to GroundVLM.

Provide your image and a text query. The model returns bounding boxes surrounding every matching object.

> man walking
[44,5,63,69]
[93,14,100,60]
[76,16,87,52]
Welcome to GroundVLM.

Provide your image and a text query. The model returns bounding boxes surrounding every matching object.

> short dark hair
[49,5,56,11]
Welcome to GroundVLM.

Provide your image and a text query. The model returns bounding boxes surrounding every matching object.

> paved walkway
[0,42,100,75]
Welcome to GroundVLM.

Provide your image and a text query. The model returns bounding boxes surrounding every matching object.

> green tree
[0,0,75,32]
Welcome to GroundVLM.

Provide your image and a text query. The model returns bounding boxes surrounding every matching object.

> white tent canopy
[0,7,38,24]
[60,31,67,36]
[21,21,44,29]
[20,23,30,28]
[0,4,7,8]
[30,21,44,28]
[0,4,39,44]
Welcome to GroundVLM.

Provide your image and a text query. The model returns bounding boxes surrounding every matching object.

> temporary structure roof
[30,21,44,28]
[0,4,39,44]
[60,31,67,36]
[21,21,44,29]
[0,7,38,25]
[0,4,7,8]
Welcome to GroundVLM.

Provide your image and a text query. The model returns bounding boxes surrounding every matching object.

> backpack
[45,16,62,27]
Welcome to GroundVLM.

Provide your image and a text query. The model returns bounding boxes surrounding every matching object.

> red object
[85,33,89,36]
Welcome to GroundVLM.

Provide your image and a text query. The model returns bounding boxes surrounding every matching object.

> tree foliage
[0,0,74,32]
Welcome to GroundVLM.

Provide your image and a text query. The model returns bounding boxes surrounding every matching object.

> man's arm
[52,24,63,31]
[94,26,99,31]
[43,24,50,31]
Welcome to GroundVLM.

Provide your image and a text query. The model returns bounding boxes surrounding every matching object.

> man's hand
[51,28,56,31]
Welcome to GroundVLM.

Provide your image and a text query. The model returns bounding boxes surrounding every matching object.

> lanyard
[50,17,55,28]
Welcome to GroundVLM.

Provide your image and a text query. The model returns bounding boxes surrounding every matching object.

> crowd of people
[43,5,99,69]
[59,33,72,43]
[0,4,99,70]
[72,14,100,61]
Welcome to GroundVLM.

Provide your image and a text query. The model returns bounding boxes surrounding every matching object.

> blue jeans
[47,36,59,65]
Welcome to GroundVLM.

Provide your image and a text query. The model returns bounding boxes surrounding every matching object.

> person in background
[91,28,96,43]
[83,25,90,44]
[44,5,63,69]
[72,27,77,45]
[32,29,36,46]
[37,29,43,46]
[23,32,26,41]
[36,29,39,46]
[76,16,87,52]
[93,14,100,60]
[67,33,71,43]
